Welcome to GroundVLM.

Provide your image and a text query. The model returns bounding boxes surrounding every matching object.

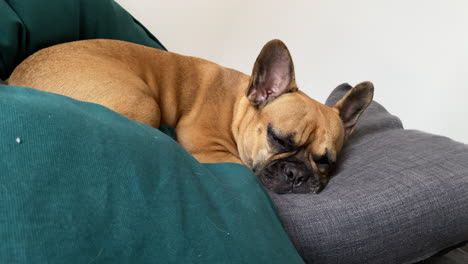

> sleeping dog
[7,39,373,193]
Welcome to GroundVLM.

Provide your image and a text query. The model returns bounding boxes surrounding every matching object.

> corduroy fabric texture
[270,83,468,263]
[0,84,304,264]
[0,1,303,263]
[0,0,166,80]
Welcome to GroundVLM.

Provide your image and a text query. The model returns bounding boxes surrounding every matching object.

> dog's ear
[333,81,374,137]
[246,39,297,106]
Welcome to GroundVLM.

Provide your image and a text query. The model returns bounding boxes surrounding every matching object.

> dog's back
[8,39,168,125]
[7,39,249,128]
[8,39,157,100]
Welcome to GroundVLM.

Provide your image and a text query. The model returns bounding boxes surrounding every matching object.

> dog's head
[237,39,374,194]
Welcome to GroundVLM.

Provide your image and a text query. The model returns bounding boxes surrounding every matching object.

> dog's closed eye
[313,152,335,174]
[267,124,296,153]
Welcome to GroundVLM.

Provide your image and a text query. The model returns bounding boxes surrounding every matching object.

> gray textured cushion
[270,83,468,264]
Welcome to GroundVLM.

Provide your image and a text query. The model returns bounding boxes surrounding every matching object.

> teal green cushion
[0,0,165,80]
[0,85,303,263]
[0,1,302,262]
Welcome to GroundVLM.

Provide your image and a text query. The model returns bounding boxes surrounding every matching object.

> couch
[1,0,467,263]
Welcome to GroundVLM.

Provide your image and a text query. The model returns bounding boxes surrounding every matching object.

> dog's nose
[284,166,309,186]
[294,177,306,187]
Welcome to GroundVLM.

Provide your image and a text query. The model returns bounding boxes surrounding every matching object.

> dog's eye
[316,162,329,174]
[270,132,286,146]
[314,154,331,174]
[267,124,296,152]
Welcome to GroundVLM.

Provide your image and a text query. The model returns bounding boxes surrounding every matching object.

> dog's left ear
[334,81,374,137]
[246,39,298,106]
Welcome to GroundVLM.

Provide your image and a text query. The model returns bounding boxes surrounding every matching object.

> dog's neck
[139,50,253,163]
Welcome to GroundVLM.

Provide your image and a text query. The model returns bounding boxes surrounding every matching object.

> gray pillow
[269,83,468,264]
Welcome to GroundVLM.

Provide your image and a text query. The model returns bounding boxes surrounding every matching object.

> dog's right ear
[246,39,298,106]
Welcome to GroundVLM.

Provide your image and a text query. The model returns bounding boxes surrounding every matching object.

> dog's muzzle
[254,156,323,194]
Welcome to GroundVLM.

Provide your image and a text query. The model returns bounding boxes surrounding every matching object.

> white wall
[116,0,468,143]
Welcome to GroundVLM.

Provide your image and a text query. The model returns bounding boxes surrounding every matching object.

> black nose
[284,166,309,187]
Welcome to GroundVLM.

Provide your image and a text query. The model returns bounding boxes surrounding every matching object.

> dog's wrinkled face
[239,40,374,194]
[250,93,345,194]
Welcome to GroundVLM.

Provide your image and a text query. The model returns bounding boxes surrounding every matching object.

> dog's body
[7,39,373,193]
[8,39,247,164]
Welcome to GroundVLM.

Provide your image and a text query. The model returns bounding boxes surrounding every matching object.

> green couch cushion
[0,85,303,263]
[0,0,302,262]
[0,0,166,80]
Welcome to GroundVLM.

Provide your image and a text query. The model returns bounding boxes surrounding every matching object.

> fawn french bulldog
[7,39,373,193]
